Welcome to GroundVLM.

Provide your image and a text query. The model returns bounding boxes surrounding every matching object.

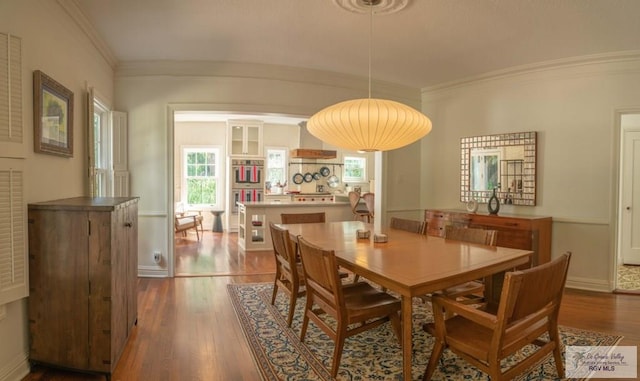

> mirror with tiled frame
[460,131,537,206]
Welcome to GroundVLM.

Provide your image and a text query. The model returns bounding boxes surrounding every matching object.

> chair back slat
[269,222,297,271]
[390,217,426,234]
[505,251,571,322]
[281,212,326,224]
[444,225,497,246]
[297,236,343,309]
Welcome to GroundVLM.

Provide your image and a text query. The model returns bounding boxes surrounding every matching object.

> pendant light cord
[368,4,373,99]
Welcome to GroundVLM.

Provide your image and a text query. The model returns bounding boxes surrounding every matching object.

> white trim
[0,351,29,381]
[566,277,612,293]
[57,0,118,68]
[138,265,170,278]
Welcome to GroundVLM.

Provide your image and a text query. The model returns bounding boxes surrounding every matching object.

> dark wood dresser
[424,209,552,266]
[28,197,138,376]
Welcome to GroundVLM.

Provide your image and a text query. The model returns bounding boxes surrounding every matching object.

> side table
[211,210,225,232]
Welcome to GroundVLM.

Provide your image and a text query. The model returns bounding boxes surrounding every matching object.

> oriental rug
[227,283,623,381]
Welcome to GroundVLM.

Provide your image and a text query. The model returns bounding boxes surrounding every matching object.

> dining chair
[389,216,426,235]
[362,192,375,221]
[348,191,370,222]
[422,252,571,381]
[280,212,326,224]
[297,236,402,378]
[269,222,305,327]
[436,225,499,304]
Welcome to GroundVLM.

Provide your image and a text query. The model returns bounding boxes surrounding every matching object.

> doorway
[616,112,640,293]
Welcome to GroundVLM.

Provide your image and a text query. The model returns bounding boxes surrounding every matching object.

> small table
[211,210,224,232]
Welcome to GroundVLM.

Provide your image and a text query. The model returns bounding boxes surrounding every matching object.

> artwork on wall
[33,70,74,157]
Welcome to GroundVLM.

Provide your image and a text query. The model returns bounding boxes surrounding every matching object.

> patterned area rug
[228,283,623,381]
[618,265,640,291]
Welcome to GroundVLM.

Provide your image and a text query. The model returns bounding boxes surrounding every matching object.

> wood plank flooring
[23,231,640,380]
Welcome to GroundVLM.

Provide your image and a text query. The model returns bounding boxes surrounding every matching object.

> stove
[291,193,335,203]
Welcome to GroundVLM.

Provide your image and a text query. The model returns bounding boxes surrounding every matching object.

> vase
[488,188,500,215]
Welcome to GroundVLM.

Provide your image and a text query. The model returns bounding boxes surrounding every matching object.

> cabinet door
[126,201,138,331]
[245,124,262,155]
[228,122,263,156]
[28,210,90,369]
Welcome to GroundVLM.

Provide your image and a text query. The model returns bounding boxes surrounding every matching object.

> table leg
[402,294,413,380]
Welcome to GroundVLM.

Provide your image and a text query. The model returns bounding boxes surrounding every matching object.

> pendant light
[307,0,432,152]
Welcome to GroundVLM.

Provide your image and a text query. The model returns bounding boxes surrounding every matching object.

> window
[93,98,110,196]
[265,147,288,187]
[343,156,367,183]
[182,147,221,208]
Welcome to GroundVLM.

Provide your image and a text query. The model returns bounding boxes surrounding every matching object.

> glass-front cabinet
[228,120,263,156]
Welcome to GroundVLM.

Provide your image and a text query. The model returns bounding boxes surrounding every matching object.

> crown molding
[56,0,118,69]
[422,50,640,94]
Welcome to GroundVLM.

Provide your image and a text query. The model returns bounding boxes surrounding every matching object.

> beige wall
[116,62,422,277]
[420,57,640,291]
[0,1,114,380]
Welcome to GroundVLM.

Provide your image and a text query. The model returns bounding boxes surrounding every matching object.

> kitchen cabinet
[28,197,139,376]
[228,120,263,156]
[424,209,552,267]
[237,201,353,251]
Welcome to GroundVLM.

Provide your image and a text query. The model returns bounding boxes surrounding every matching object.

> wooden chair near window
[269,222,305,327]
[281,212,326,224]
[297,236,402,378]
[390,217,426,235]
[174,211,204,241]
[348,191,371,222]
[422,252,571,381]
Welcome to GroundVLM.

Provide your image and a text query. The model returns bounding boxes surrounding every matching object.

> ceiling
[72,0,640,90]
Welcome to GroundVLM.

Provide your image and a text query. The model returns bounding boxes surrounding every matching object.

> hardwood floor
[23,231,640,380]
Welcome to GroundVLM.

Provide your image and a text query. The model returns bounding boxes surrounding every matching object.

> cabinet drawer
[469,215,532,230]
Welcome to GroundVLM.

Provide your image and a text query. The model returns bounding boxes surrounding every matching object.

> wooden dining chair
[437,225,499,303]
[269,222,305,327]
[280,212,326,224]
[297,236,402,378]
[348,191,370,222]
[422,252,571,381]
[390,217,426,235]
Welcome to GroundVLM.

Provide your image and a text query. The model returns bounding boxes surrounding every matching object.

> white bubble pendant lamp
[307,0,432,152]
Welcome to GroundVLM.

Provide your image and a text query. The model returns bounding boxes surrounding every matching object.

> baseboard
[0,352,30,381]
[566,276,612,292]
[138,265,169,278]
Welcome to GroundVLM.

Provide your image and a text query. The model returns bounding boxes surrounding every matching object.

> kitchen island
[237,200,352,251]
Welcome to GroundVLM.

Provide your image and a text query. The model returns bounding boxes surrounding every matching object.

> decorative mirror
[460,131,537,206]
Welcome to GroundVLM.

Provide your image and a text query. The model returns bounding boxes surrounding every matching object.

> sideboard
[424,209,552,267]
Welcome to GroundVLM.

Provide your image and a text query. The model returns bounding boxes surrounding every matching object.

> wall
[0,1,114,380]
[420,56,640,291]
[116,62,422,277]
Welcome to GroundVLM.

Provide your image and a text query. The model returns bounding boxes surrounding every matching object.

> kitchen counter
[239,200,350,207]
[236,200,352,251]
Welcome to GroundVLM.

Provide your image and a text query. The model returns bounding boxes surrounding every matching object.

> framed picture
[33,70,74,157]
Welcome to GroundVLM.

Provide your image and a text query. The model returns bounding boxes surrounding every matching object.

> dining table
[279,220,533,380]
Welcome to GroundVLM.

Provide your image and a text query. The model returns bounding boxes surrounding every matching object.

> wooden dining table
[279,220,533,380]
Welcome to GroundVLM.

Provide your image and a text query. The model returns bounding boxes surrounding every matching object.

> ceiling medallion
[332,0,409,15]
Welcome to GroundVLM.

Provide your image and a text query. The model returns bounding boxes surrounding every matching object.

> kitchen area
[236,148,355,251]
[172,117,373,252]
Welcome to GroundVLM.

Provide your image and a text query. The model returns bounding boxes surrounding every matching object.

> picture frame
[33,70,74,157]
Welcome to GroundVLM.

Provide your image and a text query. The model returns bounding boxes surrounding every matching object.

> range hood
[290,148,337,159]
[292,121,337,159]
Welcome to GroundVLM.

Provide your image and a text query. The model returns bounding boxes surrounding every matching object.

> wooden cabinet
[424,209,552,266]
[228,120,263,156]
[28,197,138,376]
